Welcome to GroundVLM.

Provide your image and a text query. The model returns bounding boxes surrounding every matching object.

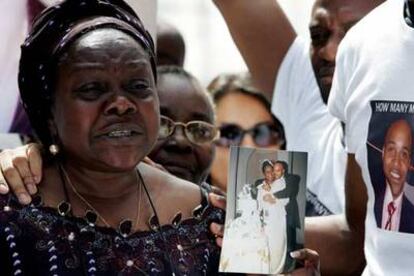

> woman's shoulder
[138,163,204,222]
[139,162,201,198]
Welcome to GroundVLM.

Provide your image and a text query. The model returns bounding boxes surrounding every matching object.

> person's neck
[63,161,139,202]
[386,180,404,202]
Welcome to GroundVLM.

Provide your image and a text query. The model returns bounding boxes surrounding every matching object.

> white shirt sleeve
[272,36,320,126]
[328,33,358,153]
[328,38,353,124]
[271,37,347,214]
[272,37,332,151]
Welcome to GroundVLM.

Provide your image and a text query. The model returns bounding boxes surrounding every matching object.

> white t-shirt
[329,0,414,274]
[272,37,346,215]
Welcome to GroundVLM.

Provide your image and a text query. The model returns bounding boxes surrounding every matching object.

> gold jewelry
[61,166,142,231]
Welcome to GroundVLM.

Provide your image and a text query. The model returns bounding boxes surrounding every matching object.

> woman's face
[263,165,274,183]
[52,29,159,172]
[148,74,215,184]
[210,92,282,191]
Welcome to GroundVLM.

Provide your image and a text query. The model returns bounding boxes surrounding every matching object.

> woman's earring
[49,144,60,156]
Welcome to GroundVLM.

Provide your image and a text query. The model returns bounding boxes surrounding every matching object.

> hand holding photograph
[219,147,307,274]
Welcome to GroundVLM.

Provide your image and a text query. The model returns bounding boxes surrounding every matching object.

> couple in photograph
[220,159,300,274]
[251,159,301,273]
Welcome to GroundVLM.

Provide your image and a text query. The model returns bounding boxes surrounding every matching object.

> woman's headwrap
[18,0,156,147]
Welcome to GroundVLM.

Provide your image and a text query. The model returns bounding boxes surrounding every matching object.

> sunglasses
[158,115,219,145]
[215,122,284,147]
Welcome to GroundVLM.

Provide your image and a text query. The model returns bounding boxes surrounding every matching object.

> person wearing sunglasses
[208,72,286,192]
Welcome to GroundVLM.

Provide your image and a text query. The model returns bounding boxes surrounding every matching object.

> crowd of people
[0,0,413,274]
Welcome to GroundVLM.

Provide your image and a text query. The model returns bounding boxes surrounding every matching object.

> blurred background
[158,0,313,85]
[0,0,312,133]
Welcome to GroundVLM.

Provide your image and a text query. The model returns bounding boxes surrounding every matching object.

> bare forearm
[305,214,365,275]
[213,0,296,101]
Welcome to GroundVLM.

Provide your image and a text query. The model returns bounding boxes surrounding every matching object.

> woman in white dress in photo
[219,181,270,273]
[257,160,289,274]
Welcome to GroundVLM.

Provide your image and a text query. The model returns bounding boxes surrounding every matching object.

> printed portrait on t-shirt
[367,101,414,234]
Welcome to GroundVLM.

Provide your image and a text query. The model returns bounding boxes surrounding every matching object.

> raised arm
[213,0,296,100]
[305,154,367,275]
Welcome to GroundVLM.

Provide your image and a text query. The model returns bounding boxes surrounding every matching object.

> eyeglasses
[215,122,284,147]
[158,115,219,145]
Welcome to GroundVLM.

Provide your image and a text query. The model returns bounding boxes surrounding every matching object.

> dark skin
[213,0,383,103]
[263,165,274,184]
[382,120,412,199]
[0,23,319,276]
[213,0,384,274]
[54,29,158,173]
[273,162,284,180]
[156,21,186,67]
[36,28,204,230]
[309,0,384,103]
[410,0,414,12]
[0,73,215,199]
[304,154,367,275]
[148,73,215,184]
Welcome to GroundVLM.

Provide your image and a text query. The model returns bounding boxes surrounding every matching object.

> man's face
[273,163,285,180]
[382,120,412,199]
[309,0,383,103]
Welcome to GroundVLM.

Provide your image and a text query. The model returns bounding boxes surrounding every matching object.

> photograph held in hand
[220,147,307,275]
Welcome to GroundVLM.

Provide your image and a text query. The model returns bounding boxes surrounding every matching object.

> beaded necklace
[60,165,142,235]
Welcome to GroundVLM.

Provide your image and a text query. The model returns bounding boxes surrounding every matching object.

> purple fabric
[9,101,32,135]
[8,0,44,135]
[0,193,224,275]
[28,0,46,23]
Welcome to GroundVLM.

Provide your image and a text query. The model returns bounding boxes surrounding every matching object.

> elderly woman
[0,65,217,202]
[0,0,224,274]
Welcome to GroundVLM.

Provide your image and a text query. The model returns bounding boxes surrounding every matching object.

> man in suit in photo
[374,119,414,233]
[272,161,300,271]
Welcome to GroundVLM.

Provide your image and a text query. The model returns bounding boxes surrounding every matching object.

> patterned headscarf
[18,0,156,147]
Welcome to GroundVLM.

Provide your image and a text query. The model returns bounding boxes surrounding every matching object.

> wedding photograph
[219,147,307,274]
[3,0,414,274]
